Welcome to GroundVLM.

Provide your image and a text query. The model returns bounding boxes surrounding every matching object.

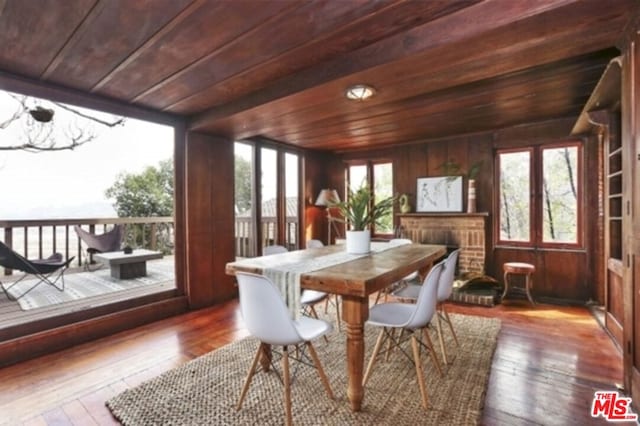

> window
[497,142,582,248]
[234,141,301,258]
[347,160,394,236]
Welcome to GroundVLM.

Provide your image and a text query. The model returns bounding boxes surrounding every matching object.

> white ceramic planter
[346,229,371,254]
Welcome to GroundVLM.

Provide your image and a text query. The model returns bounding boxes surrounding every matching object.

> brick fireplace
[398,213,489,276]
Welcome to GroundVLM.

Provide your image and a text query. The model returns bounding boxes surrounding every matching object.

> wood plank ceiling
[0,0,636,152]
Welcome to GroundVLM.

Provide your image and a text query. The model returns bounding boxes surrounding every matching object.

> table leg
[341,295,369,412]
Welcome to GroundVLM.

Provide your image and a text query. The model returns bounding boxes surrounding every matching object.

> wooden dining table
[225,242,446,412]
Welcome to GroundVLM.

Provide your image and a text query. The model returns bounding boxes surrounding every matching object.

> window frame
[345,159,394,238]
[234,139,304,257]
[495,141,584,250]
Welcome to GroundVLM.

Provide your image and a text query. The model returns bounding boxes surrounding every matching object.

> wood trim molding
[0,296,188,368]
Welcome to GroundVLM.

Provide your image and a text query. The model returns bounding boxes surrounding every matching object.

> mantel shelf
[397,212,489,218]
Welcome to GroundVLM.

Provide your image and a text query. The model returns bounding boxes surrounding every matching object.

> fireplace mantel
[398,213,489,276]
[397,212,489,218]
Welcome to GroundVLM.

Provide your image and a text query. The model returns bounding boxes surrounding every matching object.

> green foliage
[440,159,482,180]
[106,159,174,217]
[105,159,174,252]
[330,183,395,231]
[234,154,252,213]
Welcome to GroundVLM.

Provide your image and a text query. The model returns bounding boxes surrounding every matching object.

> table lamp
[315,189,341,244]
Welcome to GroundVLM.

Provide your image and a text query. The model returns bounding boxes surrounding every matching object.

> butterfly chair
[74,224,124,270]
[0,241,75,301]
[393,249,461,364]
[235,272,334,426]
[264,245,334,331]
[363,260,445,409]
[373,238,420,305]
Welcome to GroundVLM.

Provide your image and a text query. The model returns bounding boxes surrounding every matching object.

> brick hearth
[398,213,489,276]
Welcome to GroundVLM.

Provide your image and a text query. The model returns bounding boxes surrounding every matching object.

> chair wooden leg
[422,327,443,377]
[385,328,398,361]
[307,305,329,342]
[237,343,265,410]
[334,296,341,332]
[282,346,293,426]
[374,290,383,305]
[363,328,386,386]
[435,309,448,365]
[308,304,319,319]
[411,334,429,409]
[306,342,334,399]
[442,307,459,347]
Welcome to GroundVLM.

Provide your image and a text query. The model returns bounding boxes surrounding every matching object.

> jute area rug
[107,313,501,425]
[1,259,174,310]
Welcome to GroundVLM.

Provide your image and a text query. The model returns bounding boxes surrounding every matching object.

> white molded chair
[363,260,445,409]
[306,239,324,248]
[373,238,420,305]
[235,272,334,425]
[263,245,338,331]
[393,249,461,364]
[263,244,288,256]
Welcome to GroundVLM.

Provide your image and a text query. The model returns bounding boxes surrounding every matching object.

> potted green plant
[330,183,395,254]
[441,160,482,213]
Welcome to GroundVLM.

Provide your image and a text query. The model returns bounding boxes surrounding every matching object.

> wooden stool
[502,262,536,305]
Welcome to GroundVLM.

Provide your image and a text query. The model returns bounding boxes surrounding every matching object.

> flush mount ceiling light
[345,84,376,101]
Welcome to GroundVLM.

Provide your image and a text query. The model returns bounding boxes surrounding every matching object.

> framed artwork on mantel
[416,176,463,212]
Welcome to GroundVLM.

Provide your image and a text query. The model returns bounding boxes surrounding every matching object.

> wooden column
[621,13,640,408]
[184,131,237,308]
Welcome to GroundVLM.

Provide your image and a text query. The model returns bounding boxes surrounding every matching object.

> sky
[0,90,174,219]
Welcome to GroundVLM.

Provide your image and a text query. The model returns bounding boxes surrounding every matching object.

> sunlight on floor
[512,306,595,325]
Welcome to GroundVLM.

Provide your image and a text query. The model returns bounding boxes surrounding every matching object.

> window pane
[284,153,299,249]
[542,146,578,243]
[499,151,530,242]
[261,148,277,249]
[234,142,254,258]
[349,165,367,191]
[373,163,393,234]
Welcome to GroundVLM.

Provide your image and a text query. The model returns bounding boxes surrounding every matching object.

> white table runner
[264,241,403,318]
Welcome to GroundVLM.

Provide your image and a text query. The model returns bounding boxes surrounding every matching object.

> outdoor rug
[107,313,501,425]
[1,260,174,310]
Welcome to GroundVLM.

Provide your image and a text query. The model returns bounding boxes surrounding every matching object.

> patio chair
[0,241,74,301]
[74,224,124,269]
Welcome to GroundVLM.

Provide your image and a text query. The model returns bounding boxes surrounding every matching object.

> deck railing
[235,216,299,257]
[0,217,174,275]
[1,215,300,275]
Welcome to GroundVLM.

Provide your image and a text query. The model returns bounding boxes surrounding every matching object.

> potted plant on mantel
[329,184,395,254]
[441,160,482,213]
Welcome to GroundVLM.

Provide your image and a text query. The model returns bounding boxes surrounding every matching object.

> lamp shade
[315,189,340,206]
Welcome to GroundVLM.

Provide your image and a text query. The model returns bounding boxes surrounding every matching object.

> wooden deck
[0,257,176,339]
[0,297,624,425]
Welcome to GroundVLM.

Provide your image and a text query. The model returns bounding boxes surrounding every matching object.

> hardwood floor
[0,299,623,425]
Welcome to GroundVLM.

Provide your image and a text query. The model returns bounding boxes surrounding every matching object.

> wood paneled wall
[184,132,236,307]
[337,117,602,302]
